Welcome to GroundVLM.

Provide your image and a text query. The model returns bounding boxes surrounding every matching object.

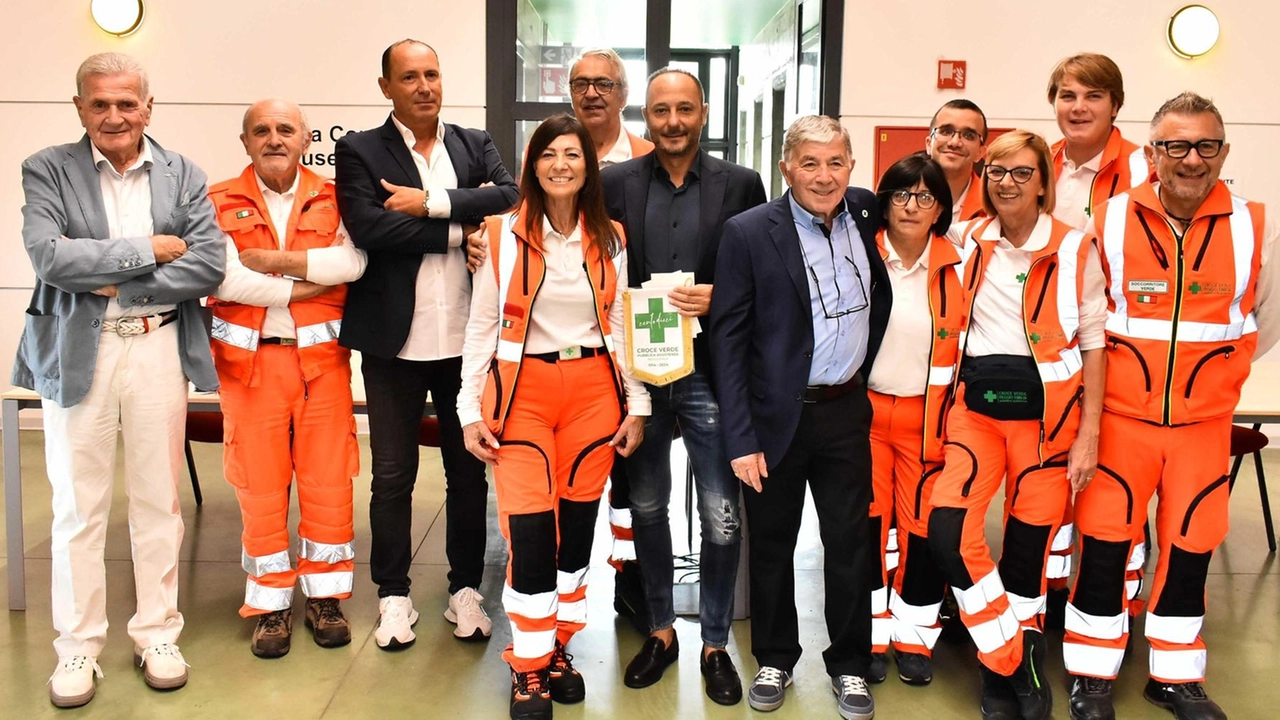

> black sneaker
[894,648,933,686]
[868,652,888,684]
[1006,631,1051,720]
[510,667,552,720]
[831,675,875,720]
[547,643,584,704]
[1069,675,1116,720]
[1143,679,1227,720]
[1045,587,1070,632]
[979,665,1020,720]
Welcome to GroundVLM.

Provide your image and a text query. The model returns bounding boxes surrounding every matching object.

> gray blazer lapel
[148,141,178,234]
[63,137,109,240]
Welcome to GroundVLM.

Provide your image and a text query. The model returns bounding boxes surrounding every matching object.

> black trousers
[361,354,488,597]
[741,385,874,677]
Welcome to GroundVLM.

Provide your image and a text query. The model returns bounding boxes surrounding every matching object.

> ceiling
[526,0,791,49]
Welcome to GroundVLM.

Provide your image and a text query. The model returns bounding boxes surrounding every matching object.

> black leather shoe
[700,649,743,706]
[1045,586,1070,632]
[624,634,679,689]
[979,665,1020,720]
[613,561,650,635]
[868,652,888,683]
[1143,679,1227,720]
[1069,675,1116,720]
[1006,631,1052,720]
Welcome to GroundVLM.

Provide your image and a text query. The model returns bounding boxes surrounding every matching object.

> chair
[183,411,226,506]
[418,416,441,448]
[1228,423,1276,553]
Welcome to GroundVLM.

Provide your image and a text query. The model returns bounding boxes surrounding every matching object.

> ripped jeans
[625,369,742,647]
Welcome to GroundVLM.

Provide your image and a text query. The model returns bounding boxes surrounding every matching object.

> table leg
[4,398,26,611]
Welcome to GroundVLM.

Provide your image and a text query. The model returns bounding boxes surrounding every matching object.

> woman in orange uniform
[458,114,648,720]
[866,152,963,687]
[927,130,1107,720]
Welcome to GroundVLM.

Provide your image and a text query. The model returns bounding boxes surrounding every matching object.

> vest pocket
[21,309,60,379]
[1183,345,1235,398]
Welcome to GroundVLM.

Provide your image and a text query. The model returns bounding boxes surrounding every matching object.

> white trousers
[42,323,188,658]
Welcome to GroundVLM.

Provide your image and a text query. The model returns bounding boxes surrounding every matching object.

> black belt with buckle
[803,372,864,403]
[259,337,297,346]
[527,346,605,363]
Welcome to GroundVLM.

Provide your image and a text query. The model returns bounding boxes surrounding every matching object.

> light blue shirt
[788,191,871,386]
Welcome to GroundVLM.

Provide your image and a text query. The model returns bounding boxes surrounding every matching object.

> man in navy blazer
[334,39,517,650]
[710,116,891,719]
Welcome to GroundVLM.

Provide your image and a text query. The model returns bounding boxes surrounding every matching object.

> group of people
[13,37,1272,720]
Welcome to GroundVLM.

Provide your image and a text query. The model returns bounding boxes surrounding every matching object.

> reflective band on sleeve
[928,365,955,386]
[245,579,294,612]
[299,570,354,598]
[1145,613,1203,644]
[1007,591,1045,622]
[1037,344,1083,382]
[1065,602,1127,640]
[1064,641,1125,678]
[967,606,1019,654]
[1149,648,1207,682]
[1051,524,1075,551]
[242,548,291,578]
[212,317,261,351]
[296,320,341,348]
[299,538,355,565]
[954,569,1006,616]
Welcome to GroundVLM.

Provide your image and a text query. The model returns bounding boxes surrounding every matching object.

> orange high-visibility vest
[1051,127,1151,222]
[1095,182,1265,425]
[875,230,967,463]
[957,215,1095,460]
[480,207,628,436]
[956,173,987,223]
[207,166,349,386]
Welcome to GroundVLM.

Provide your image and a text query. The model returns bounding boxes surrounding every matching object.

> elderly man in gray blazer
[14,52,224,709]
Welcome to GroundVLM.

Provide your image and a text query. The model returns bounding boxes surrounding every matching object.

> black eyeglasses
[798,226,869,319]
[569,77,618,96]
[1151,139,1225,159]
[985,165,1037,184]
[888,190,938,209]
[931,125,984,144]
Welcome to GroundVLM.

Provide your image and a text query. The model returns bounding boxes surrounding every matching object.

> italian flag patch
[1136,294,1157,304]
[236,210,252,219]
[502,319,513,329]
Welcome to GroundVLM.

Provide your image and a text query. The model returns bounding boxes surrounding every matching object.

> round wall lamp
[91,0,145,37]
[1167,5,1220,58]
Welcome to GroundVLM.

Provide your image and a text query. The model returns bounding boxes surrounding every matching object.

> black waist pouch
[961,354,1044,421]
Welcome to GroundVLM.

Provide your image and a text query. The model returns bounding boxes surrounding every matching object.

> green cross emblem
[1030,332,1041,344]
[1189,282,1202,294]
[984,391,998,403]
[634,298,679,343]
[937,328,950,339]
[1016,272,1027,283]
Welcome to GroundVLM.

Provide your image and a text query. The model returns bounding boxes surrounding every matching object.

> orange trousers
[928,391,1070,676]
[1064,411,1230,683]
[869,390,946,657]
[218,344,358,617]
[495,354,621,672]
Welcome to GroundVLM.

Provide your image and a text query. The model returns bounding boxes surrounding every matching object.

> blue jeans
[624,369,742,647]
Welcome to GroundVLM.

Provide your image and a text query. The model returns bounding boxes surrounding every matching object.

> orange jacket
[1051,127,1151,222]
[627,131,655,159]
[207,166,349,386]
[957,215,1095,460]
[480,206,628,435]
[1095,182,1264,425]
[955,173,987,223]
[875,230,967,462]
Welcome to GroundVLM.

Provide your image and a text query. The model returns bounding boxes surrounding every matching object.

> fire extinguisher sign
[938,60,967,90]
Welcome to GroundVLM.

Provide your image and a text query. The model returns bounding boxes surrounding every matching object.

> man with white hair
[569,47,654,166]
[15,52,226,707]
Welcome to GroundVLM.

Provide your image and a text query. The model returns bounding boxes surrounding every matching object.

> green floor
[2,430,1277,718]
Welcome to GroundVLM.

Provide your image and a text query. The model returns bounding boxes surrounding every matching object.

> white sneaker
[444,587,493,641]
[376,595,419,650]
[133,643,189,690]
[49,655,103,708]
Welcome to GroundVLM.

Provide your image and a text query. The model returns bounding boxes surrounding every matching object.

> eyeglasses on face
[569,77,617,96]
[1151,139,1225,159]
[888,190,938,209]
[931,125,984,143]
[984,165,1037,184]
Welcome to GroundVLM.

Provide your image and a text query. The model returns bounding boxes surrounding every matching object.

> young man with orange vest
[1064,93,1280,720]
[207,99,368,658]
[1044,53,1153,631]
[926,99,990,225]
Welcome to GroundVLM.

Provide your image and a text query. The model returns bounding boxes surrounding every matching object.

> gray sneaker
[832,674,875,720]
[747,666,792,712]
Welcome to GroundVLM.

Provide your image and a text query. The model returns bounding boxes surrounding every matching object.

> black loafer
[700,649,743,705]
[624,635,679,688]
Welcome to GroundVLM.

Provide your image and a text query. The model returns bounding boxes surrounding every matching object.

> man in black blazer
[709,116,891,720]
[602,68,766,706]
[334,39,517,650]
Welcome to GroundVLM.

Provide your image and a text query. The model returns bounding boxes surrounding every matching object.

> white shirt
[91,139,175,320]
[599,124,635,167]
[390,114,469,361]
[960,214,1107,358]
[867,237,933,397]
[1053,150,1102,231]
[952,178,974,221]
[457,216,651,427]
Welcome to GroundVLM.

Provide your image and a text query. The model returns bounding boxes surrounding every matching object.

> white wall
[0,1,488,414]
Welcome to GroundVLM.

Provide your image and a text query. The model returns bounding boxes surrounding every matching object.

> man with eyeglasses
[569,47,654,166]
[1063,92,1280,720]
[926,99,989,223]
[710,115,890,719]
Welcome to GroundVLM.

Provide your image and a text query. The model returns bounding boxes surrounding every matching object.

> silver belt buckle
[557,346,581,361]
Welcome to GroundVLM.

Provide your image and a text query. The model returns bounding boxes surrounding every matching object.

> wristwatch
[421,188,430,215]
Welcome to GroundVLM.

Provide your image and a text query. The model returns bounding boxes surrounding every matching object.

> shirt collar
[976,212,1055,252]
[884,234,929,272]
[541,215,582,245]
[600,125,633,166]
[1063,149,1104,174]
[91,137,154,177]
[652,151,702,184]
[788,189,849,233]
[254,170,300,201]
[390,113,445,147]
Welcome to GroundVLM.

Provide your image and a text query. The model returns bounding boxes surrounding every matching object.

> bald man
[208,99,368,658]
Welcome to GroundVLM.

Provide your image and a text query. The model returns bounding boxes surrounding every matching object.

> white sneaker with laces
[49,655,103,708]
[376,595,420,650]
[444,587,492,641]
[133,643,189,690]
